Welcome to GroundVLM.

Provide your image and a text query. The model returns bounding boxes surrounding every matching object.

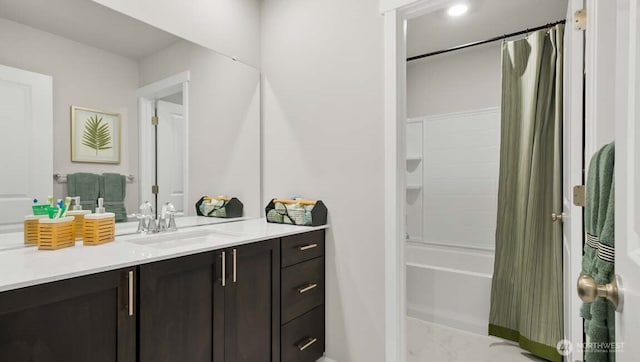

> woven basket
[24,215,47,245]
[67,210,92,240]
[83,213,115,246]
[38,217,75,250]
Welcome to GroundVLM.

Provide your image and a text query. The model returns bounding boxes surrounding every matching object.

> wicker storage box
[67,210,92,240]
[38,217,75,250]
[83,213,115,246]
[24,215,48,245]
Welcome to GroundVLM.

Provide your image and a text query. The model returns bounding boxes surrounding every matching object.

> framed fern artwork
[71,106,121,164]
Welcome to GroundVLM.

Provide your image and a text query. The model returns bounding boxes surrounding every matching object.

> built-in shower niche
[406,120,423,241]
[406,108,500,249]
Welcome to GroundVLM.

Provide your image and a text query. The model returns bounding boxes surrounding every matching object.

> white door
[614,0,640,359]
[156,100,186,214]
[563,0,586,356]
[0,64,52,227]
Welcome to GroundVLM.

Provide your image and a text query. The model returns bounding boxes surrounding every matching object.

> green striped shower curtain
[488,24,564,362]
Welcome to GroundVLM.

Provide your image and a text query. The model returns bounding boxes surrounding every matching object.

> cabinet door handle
[297,337,318,351]
[297,283,318,294]
[128,270,134,317]
[299,243,318,251]
[232,249,237,283]
[221,251,226,287]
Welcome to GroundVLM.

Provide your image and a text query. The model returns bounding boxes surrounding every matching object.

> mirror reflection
[0,0,260,237]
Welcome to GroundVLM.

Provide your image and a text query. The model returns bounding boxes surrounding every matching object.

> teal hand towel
[581,142,615,362]
[100,173,127,222]
[67,173,100,210]
[101,173,126,202]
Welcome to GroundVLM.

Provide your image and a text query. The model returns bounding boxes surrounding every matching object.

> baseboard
[407,303,488,335]
[317,357,338,362]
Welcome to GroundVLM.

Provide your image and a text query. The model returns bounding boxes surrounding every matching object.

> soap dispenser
[96,198,105,214]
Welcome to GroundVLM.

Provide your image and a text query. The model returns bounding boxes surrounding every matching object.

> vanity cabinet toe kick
[0,229,326,362]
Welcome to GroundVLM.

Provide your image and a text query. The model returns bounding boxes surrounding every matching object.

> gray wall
[92,0,261,68]
[139,40,261,217]
[407,43,502,118]
[261,0,385,360]
[0,17,139,213]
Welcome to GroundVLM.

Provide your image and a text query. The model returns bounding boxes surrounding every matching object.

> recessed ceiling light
[447,4,469,17]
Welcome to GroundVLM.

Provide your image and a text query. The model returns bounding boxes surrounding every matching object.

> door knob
[577,274,622,311]
[551,212,564,222]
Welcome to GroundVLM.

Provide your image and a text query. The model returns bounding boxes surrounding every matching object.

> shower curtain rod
[407,19,566,62]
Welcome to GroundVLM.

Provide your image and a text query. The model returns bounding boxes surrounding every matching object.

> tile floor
[407,317,546,362]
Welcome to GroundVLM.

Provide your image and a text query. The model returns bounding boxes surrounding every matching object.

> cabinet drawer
[281,230,325,267]
[281,257,324,324]
[281,306,325,362]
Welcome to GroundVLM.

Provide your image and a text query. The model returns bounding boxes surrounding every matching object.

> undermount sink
[126,228,243,250]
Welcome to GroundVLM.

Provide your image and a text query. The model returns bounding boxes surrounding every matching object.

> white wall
[261,0,385,360]
[420,109,500,249]
[407,43,502,118]
[0,18,139,213]
[139,40,261,217]
[92,0,261,68]
[405,39,502,336]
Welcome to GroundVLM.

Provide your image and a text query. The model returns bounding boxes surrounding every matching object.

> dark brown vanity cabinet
[280,230,326,362]
[215,239,280,362]
[139,238,280,362]
[0,268,136,362]
[138,251,218,362]
[0,230,325,362]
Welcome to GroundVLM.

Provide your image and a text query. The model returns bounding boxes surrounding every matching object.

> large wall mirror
[0,0,260,237]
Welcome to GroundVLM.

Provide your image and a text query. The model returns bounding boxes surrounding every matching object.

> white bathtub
[406,240,495,335]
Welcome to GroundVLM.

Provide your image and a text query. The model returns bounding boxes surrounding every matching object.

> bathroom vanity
[0,218,326,362]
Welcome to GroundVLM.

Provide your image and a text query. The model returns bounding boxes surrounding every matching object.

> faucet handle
[158,217,168,232]
[167,213,178,231]
[147,217,159,234]
[136,214,148,233]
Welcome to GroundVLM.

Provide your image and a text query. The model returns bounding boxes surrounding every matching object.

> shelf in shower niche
[406,184,422,191]
[406,156,422,172]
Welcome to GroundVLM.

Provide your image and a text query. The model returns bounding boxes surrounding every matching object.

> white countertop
[0,218,328,293]
[0,216,252,252]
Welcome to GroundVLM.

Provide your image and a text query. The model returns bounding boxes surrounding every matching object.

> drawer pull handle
[299,244,318,251]
[128,270,134,317]
[221,251,226,287]
[232,249,237,283]
[298,283,318,294]
[297,337,318,351]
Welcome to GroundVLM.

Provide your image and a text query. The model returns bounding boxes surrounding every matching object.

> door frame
[136,71,190,214]
[383,2,450,361]
[382,1,599,361]
[564,0,587,357]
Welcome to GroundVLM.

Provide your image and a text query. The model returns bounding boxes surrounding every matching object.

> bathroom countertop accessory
[83,212,115,246]
[196,196,244,218]
[24,214,48,245]
[96,197,105,214]
[67,209,92,240]
[37,217,75,250]
[265,198,328,227]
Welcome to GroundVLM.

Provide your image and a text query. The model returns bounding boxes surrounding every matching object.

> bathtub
[406,240,495,335]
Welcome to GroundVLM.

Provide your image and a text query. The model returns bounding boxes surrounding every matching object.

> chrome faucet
[166,203,178,231]
[137,201,155,233]
[137,201,177,234]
